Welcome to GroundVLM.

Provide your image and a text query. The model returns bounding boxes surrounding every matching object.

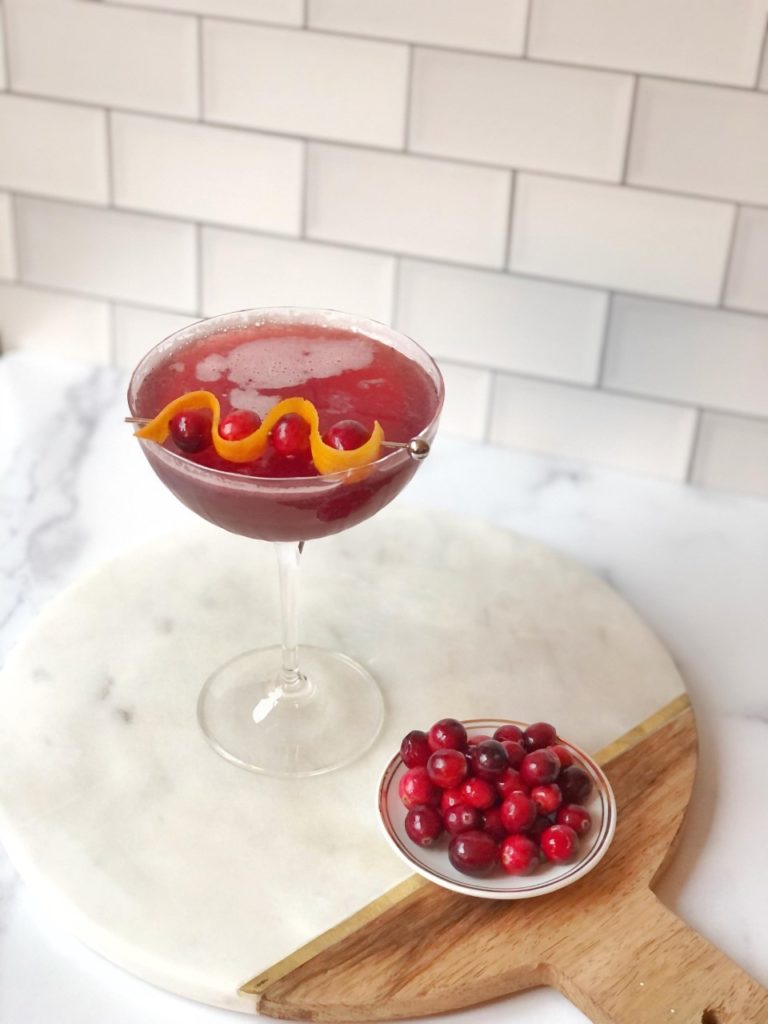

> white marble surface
[1,351,767,1023]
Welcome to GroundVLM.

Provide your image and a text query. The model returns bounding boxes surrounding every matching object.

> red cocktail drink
[128,308,443,777]
[129,310,442,542]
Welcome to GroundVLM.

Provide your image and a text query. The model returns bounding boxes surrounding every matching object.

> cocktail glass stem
[274,541,310,696]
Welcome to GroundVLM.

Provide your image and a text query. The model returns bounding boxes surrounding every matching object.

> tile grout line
[502,172,517,269]
[620,75,639,184]
[521,0,534,58]
[595,292,615,387]
[717,205,741,306]
[0,1,11,90]
[401,44,415,152]
[753,15,768,89]
[683,409,703,483]
[302,0,309,30]
[196,15,205,121]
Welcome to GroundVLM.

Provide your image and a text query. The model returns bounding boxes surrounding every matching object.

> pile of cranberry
[397,718,594,877]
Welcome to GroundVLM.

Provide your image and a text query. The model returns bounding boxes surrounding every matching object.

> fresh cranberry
[529,815,550,844]
[557,803,593,836]
[558,765,593,804]
[440,787,465,815]
[493,724,524,744]
[500,739,526,769]
[459,776,497,810]
[520,748,560,787]
[218,408,261,441]
[428,718,467,752]
[271,413,311,457]
[467,734,491,746]
[499,834,540,876]
[400,730,431,768]
[496,767,528,800]
[448,830,498,876]
[500,792,537,834]
[404,804,443,847]
[169,409,212,453]
[540,823,579,864]
[398,767,439,809]
[473,739,509,781]
[322,419,370,451]
[481,806,507,842]
[530,783,562,816]
[427,749,468,789]
[443,803,481,835]
[549,743,575,769]
[523,722,558,751]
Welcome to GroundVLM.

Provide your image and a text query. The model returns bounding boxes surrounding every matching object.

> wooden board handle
[557,889,768,1023]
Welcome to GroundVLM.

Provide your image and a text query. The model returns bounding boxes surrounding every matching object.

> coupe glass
[127,308,443,778]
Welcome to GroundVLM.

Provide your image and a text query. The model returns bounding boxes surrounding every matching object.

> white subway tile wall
[201,228,396,322]
[16,198,197,312]
[108,0,304,26]
[528,0,768,87]
[509,174,734,303]
[628,79,768,206]
[306,145,511,266]
[0,282,111,361]
[5,0,199,117]
[0,0,767,497]
[112,113,303,234]
[409,50,633,181]
[308,0,529,56]
[725,207,768,315]
[691,413,768,499]
[113,305,197,370]
[604,297,768,418]
[0,95,108,204]
[203,21,409,148]
[0,191,14,278]
[396,259,606,384]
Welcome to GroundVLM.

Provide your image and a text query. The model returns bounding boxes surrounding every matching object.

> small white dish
[377,719,617,899]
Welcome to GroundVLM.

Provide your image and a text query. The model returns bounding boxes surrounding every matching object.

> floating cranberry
[481,806,507,842]
[550,743,575,769]
[443,803,481,835]
[520,747,560,787]
[500,792,538,834]
[427,749,468,789]
[448,830,498,876]
[467,733,491,747]
[496,767,528,800]
[405,804,443,847]
[523,722,558,751]
[322,419,369,451]
[500,739,526,769]
[272,413,311,456]
[398,767,439,810]
[493,724,525,744]
[473,739,509,781]
[218,408,261,441]
[459,776,497,810]
[400,730,431,768]
[499,834,540,876]
[557,803,593,836]
[558,765,594,804]
[540,823,579,864]
[428,718,467,752]
[169,408,212,453]
[530,783,563,816]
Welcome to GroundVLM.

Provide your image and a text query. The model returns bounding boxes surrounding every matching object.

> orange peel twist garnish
[134,390,384,475]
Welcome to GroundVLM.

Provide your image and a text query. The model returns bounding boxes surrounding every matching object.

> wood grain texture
[250,701,768,1023]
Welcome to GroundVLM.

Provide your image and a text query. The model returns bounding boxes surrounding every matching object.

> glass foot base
[196,645,384,777]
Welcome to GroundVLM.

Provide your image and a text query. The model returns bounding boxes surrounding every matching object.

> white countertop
[1,351,767,1023]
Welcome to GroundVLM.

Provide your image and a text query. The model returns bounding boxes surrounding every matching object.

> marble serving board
[0,507,685,1013]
